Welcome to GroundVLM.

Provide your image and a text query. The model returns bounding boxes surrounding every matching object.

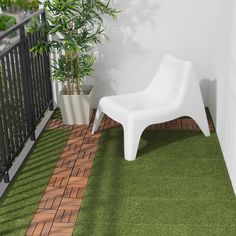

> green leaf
[29,0,120,83]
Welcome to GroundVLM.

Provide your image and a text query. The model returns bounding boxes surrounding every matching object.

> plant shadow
[93,0,162,107]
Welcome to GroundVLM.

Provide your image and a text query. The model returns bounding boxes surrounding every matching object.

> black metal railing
[0,10,53,182]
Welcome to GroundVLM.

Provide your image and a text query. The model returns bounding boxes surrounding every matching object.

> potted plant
[30,0,119,124]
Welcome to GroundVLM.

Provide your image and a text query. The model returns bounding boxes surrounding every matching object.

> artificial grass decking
[75,129,236,236]
[0,128,71,236]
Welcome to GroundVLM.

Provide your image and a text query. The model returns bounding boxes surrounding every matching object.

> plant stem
[76,48,80,94]
[65,50,71,95]
[71,51,74,95]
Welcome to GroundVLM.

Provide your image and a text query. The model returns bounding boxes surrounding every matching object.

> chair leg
[190,108,210,137]
[92,106,104,134]
[123,125,145,161]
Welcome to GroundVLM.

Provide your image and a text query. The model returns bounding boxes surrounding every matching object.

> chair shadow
[137,129,203,159]
[101,127,203,160]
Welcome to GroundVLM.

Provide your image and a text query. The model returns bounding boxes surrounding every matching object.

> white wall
[94,0,236,195]
[209,0,236,195]
[93,0,218,106]
[50,0,236,195]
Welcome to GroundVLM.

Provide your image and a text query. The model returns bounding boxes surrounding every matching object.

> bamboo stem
[65,50,71,95]
[76,47,80,94]
[71,51,75,95]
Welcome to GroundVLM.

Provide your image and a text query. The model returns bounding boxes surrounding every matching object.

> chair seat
[100,94,180,124]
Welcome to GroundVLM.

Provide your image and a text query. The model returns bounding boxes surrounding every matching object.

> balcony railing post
[41,12,53,111]
[0,64,10,183]
[19,25,36,141]
[0,117,9,183]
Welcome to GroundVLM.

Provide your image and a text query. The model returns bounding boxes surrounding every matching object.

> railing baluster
[10,49,23,144]
[6,53,19,150]
[0,65,10,167]
[0,116,9,183]
[32,32,43,113]
[28,35,40,119]
[0,116,7,176]
[37,31,47,107]
[14,46,27,138]
[35,31,45,112]
[41,12,53,111]
[19,25,36,141]
[1,57,15,157]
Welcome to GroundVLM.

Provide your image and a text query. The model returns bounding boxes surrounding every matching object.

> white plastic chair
[92,54,210,161]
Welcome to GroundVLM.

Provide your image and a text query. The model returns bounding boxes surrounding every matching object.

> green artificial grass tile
[50,108,62,120]
[86,176,234,200]
[74,222,236,236]
[74,222,187,236]
[80,197,236,225]
[0,128,71,236]
[91,158,227,177]
[74,128,236,235]
[96,129,222,160]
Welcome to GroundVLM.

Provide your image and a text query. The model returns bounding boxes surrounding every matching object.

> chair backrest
[145,54,193,100]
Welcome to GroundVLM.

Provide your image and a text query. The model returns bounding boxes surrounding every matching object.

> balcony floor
[26,110,215,235]
[0,109,216,236]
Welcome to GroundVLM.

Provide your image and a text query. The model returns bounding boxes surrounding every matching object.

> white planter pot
[58,86,94,125]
